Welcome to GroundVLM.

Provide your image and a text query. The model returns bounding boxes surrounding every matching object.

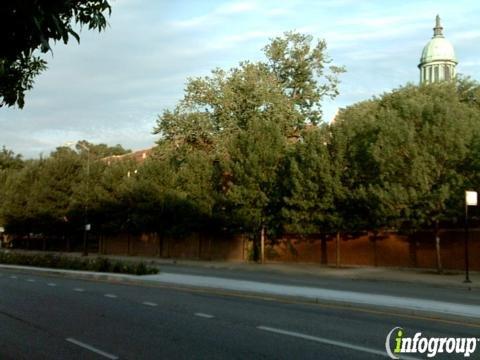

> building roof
[419,15,457,66]
[102,147,156,165]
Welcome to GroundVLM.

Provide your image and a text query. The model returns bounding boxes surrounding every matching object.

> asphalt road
[0,269,478,359]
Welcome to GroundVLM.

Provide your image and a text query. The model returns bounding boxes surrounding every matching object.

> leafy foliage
[331,81,480,233]
[0,0,111,108]
[154,31,343,146]
[3,31,480,264]
[0,251,158,275]
[0,147,24,171]
[281,126,342,235]
[264,31,345,124]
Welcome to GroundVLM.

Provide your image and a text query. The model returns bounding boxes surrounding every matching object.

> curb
[3,250,479,290]
[0,264,143,284]
[2,264,480,325]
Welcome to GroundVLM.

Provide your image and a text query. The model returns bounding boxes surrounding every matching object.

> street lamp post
[464,190,477,283]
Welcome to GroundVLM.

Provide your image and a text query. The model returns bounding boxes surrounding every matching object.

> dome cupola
[418,15,457,84]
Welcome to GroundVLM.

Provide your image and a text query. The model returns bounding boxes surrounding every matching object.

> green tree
[332,82,480,272]
[75,140,130,159]
[0,147,24,227]
[0,147,24,171]
[153,32,344,261]
[1,148,83,235]
[330,99,394,234]
[1,0,111,108]
[154,31,344,146]
[154,62,298,154]
[281,126,341,236]
[1,159,44,234]
[221,117,287,260]
[264,31,345,125]
[456,75,480,112]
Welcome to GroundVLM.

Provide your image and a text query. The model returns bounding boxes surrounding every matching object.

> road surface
[0,268,478,359]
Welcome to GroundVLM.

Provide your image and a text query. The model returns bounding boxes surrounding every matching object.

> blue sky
[1,0,480,158]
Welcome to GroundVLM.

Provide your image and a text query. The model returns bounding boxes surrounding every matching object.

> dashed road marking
[73,288,85,292]
[104,294,117,298]
[9,275,17,279]
[194,312,214,319]
[47,283,57,287]
[66,338,118,359]
[26,279,35,282]
[256,326,420,359]
[142,301,158,307]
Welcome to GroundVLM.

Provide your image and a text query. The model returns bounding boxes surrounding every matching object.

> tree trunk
[158,233,163,258]
[408,236,417,268]
[260,226,266,264]
[434,221,443,274]
[198,234,202,260]
[320,233,327,265]
[372,232,378,267]
[335,232,341,268]
[208,236,212,260]
[167,236,171,258]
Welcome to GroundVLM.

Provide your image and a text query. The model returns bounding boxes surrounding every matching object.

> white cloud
[170,1,257,30]
[459,60,480,68]
[209,30,277,50]
[171,15,210,29]
[266,8,290,17]
[2,0,480,158]
[216,1,257,15]
[451,30,480,42]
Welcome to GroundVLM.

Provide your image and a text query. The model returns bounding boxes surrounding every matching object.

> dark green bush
[0,251,159,275]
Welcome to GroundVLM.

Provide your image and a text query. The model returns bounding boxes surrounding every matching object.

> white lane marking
[194,312,214,319]
[47,283,57,287]
[104,294,117,298]
[257,326,419,359]
[66,337,118,359]
[73,288,85,292]
[10,275,17,279]
[27,279,36,282]
[142,301,158,307]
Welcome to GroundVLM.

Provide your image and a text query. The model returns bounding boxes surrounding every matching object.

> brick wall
[266,230,480,271]
[100,233,245,261]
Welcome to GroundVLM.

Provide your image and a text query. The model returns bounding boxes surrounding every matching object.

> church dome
[418,15,457,84]
[419,36,457,66]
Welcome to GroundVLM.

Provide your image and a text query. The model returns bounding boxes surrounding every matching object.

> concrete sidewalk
[3,249,480,289]
[141,272,480,320]
[1,263,480,322]
[80,252,480,290]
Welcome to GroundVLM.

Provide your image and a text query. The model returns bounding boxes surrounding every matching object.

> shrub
[0,251,159,275]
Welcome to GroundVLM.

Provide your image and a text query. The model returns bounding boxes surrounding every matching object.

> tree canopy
[2,31,480,266]
[332,81,480,233]
[0,0,111,108]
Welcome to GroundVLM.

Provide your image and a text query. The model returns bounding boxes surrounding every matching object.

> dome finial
[433,15,444,37]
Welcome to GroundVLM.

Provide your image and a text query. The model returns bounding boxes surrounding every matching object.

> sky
[1,0,480,158]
